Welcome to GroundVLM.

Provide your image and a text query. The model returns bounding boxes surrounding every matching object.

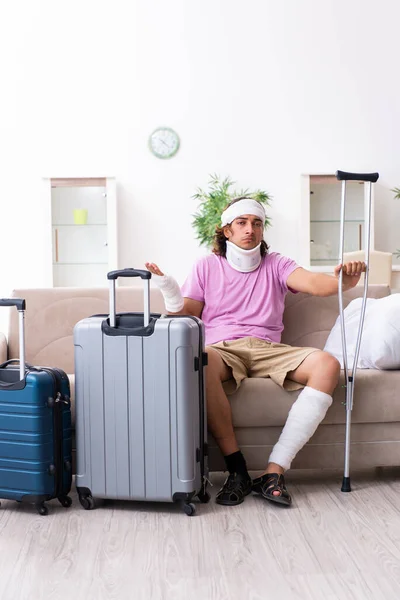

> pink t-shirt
[181,252,300,346]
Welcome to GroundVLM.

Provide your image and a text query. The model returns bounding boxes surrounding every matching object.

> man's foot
[215,472,252,506]
[252,473,292,506]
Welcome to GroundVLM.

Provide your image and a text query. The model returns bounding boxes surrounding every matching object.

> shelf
[311,258,339,262]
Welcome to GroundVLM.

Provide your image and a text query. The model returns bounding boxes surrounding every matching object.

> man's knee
[205,346,231,382]
[312,351,341,385]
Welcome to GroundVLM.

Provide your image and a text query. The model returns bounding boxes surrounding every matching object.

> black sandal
[216,472,252,506]
[252,473,292,506]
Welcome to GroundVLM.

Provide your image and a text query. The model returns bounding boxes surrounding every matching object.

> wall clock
[149,127,180,159]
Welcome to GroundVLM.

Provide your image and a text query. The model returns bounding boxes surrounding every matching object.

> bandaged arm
[152,274,184,313]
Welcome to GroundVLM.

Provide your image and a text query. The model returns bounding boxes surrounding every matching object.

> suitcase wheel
[58,495,72,508]
[183,502,196,517]
[79,494,95,510]
[36,503,49,516]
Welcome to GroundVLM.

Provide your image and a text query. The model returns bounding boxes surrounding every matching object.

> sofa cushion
[9,287,165,373]
[227,369,400,428]
[9,284,390,371]
[281,284,390,349]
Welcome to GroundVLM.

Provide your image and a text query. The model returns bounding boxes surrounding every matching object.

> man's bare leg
[205,347,239,456]
[206,347,252,505]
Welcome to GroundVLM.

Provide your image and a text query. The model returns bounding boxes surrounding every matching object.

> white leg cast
[268,386,333,471]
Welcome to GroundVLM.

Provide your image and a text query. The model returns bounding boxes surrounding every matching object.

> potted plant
[392,187,400,258]
[192,174,272,248]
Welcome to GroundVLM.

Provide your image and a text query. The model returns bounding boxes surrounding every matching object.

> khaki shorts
[210,337,319,392]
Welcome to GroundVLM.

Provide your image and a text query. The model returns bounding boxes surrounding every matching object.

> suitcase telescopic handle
[0,298,26,380]
[0,298,26,310]
[107,269,151,328]
[107,268,151,281]
[336,170,379,183]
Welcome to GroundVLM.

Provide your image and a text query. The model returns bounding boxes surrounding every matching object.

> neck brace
[226,240,262,272]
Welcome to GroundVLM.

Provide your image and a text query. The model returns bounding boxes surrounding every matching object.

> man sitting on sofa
[145,197,365,507]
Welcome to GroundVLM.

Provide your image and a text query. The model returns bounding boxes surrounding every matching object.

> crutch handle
[336,170,379,183]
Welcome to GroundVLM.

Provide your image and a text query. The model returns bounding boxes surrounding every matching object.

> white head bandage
[221,199,265,227]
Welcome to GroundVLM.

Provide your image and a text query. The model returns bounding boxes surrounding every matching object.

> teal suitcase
[0,299,72,515]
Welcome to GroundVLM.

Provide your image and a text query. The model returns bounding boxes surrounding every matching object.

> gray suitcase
[74,268,209,516]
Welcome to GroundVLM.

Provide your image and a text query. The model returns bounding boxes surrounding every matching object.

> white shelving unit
[300,174,375,271]
[43,177,118,287]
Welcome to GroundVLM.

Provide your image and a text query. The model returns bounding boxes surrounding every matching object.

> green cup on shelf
[73,209,88,225]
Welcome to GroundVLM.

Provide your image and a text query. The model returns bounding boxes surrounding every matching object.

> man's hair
[212,196,269,257]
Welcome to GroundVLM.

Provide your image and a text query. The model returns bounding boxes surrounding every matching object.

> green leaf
[391,187,400,200]
[191,174,272,248]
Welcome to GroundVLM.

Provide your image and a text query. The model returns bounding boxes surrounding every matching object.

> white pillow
[324,297,375,368]
[324,294,400,370]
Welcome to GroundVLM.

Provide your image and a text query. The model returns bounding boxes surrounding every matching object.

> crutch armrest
[336,170,379,183]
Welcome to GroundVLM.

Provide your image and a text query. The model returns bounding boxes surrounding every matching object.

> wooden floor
[1,469,400,600]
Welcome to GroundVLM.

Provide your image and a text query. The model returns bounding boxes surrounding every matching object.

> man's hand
[145,262,164,277]
[334,261,366,289]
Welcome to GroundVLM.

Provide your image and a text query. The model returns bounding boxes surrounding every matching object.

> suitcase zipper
[181,316,208,486]
[163,315,208,490]
[35,367,67,499]
[50,368,70,498]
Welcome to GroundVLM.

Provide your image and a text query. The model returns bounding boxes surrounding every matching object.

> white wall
[1,0,400,332]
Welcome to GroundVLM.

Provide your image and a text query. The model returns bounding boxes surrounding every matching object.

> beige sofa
[2,284,400,472]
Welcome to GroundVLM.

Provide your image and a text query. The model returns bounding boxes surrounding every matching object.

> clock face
[149,127,180,159]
